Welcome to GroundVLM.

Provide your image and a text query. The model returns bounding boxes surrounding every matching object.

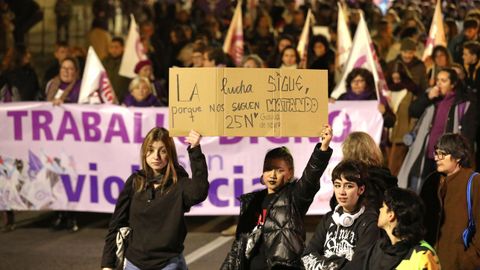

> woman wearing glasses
[334,67,396,131]
[420,133,480,270]
[398,67,477,192]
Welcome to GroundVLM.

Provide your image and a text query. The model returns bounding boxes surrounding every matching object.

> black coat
[0,65,40,101]
[221,145,333,270]
[101,146,209,270]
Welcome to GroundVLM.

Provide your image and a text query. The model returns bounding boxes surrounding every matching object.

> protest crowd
[1,0,480,269]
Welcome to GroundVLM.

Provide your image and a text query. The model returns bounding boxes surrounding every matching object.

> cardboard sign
[169,67,328,137]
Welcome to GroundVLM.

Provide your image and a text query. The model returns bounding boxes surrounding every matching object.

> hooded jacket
[363,236,440,270]
[303,207,380,269]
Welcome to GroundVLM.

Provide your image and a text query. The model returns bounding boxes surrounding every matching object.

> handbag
[245,224,263,259]
[245,208,267,259]
[116,227,132,265]
[463,172,479,248]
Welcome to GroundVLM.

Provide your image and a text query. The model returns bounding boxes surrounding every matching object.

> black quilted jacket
[221,145,332,270]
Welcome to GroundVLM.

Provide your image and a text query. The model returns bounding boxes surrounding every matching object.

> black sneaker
[71,223,79,232]
[51,217,65,231]
[67,219,79,232]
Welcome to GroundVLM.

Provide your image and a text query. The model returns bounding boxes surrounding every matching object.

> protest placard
[169,67,328,137]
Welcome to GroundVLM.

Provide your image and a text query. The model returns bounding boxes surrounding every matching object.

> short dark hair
[464,18,479,30]
[331,160,367,187]
[432,45,452,63]
[399,27,418,39]
[346,68,376,94]
[463,41,480,57]
[55,41,69,49]
[435,133,473,168]
[437,67,460,88]
[384,187,426,245]
[277,34,295,48]
[309,34,330,53]
[263,146,294,174]
[193,41,207,54]
[111,36,125,46]
[377,19,390,32]
[206,47,227,65]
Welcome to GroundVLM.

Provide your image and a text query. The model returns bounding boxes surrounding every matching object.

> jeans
[124,255,187,270]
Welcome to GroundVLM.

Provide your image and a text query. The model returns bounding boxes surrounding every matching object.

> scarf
[46,76,77,102]
[341,88,376,100]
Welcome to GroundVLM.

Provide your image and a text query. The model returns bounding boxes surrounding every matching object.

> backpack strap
[467,172,479,226]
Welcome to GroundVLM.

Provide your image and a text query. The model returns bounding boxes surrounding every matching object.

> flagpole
[297,9,312,69]
[223,1,244,66]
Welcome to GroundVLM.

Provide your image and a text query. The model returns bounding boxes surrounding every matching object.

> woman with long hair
[101,128,209,270]
[278,45,300,69]
[426,45,452,87]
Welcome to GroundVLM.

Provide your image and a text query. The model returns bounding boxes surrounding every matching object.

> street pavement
[0,212,319,270]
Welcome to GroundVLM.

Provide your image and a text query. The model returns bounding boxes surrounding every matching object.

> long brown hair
[342,132,384,167]
[134,127,179,192]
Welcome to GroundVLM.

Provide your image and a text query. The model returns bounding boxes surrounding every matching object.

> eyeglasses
[434,149,449,160]
[351,79,365,84]
[60,67,75,71]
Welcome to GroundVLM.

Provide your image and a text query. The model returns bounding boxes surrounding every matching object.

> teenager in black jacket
[302,160,381,269]
[221,125,333,270]
[101,128,209,270]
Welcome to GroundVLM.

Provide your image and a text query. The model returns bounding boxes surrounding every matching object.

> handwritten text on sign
[169,68,328,137]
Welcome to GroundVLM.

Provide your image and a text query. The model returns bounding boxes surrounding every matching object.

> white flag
[119,15,147,78]
[79,47,118,104]
[223,2,244,66]
[336,2,352,69]
[331,12,388,100]
[297,9,313,66]
[422,0,446,61]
